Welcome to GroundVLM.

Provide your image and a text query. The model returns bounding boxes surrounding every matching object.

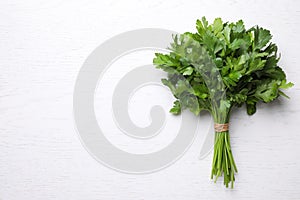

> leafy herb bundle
[153,17,293,188]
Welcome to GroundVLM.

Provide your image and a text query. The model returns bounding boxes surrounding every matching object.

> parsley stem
[211,130,237,188]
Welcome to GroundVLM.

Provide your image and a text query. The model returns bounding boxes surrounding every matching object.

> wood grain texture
[1,0,300,199]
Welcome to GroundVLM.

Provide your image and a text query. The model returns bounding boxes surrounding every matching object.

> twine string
[214,123,229,132]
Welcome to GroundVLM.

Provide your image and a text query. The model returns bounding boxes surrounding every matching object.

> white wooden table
[1,0,300,199]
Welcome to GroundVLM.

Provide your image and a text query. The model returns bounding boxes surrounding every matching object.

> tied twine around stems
[214,123,229,132]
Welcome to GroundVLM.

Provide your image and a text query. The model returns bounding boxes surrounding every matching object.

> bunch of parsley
[153,17,293,188]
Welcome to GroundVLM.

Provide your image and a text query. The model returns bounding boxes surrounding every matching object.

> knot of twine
[214,123,229,132]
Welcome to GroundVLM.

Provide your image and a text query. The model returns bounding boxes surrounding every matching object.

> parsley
[153,17,293,188]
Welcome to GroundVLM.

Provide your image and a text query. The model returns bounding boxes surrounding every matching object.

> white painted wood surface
[1,0,300,199]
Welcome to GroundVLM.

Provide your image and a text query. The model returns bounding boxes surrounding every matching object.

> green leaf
[228,71,242,82]
[254,80,280,102]
[170,100,181,115]
[233,20,245,33]
[192,84,209,99]
[161,78,176,95]
[196,19,205,35]
[246,102,256,115]
[229,39,242,50]
[238,54,248,65]
[252,27,272,50]
[183,67,194,75]
[202,16,208,28]
[248,58,266,73]
[280,80,294,89]
[212,18,223,34]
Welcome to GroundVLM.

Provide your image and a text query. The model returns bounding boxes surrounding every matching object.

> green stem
[211,130,237,188]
